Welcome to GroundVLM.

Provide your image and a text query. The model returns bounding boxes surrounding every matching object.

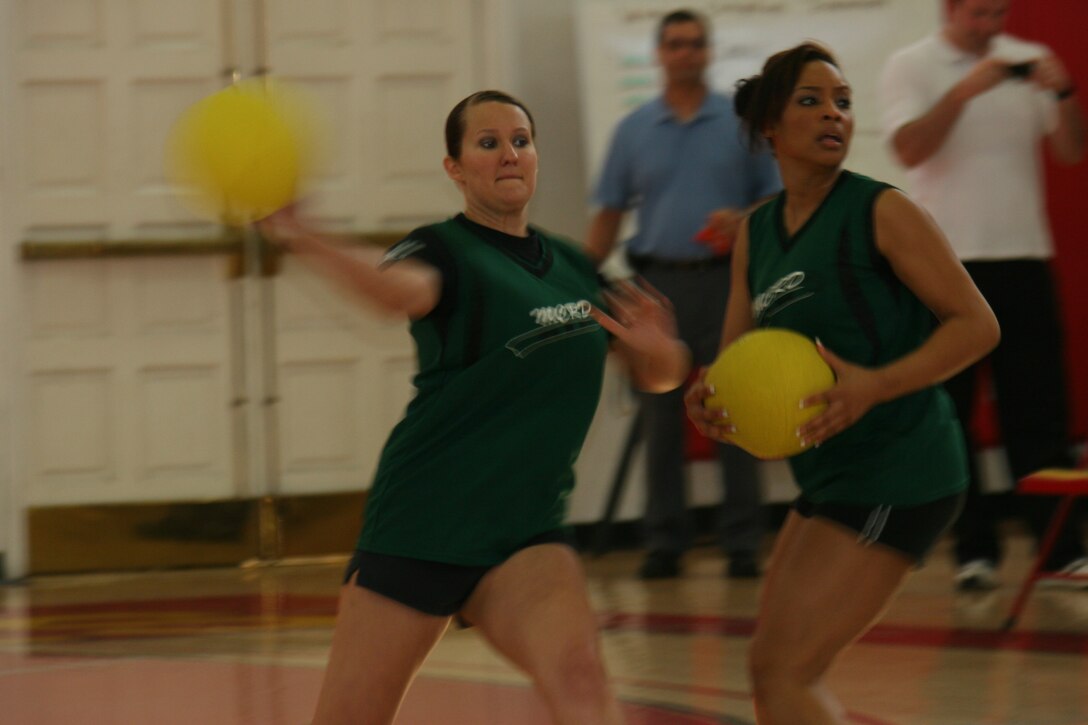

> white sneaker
[955,559,999,591]
[1038,557,1088,590]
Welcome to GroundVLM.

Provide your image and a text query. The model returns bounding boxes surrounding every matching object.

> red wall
[1007,2,1088,438]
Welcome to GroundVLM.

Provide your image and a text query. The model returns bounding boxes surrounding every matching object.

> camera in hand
[1007,61,1036,78]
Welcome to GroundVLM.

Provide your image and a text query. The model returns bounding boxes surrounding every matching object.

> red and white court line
[2,594,1086,655]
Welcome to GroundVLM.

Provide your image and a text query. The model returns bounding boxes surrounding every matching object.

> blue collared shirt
[593,92,781,260]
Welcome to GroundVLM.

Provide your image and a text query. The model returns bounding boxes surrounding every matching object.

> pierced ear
[762,123,778,144]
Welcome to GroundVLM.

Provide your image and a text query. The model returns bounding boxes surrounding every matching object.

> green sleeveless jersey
[746,171,967,506]
[356,216,609,565]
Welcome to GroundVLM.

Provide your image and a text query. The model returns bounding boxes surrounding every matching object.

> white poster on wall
[575,0,942,188]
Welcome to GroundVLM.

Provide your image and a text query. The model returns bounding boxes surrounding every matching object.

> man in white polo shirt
[879,0,1086,591]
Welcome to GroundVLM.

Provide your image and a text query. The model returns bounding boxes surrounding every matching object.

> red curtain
[1007,1,1088,439]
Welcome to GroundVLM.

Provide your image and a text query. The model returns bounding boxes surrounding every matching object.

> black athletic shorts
[793,491,965,563]
[343,528,575,617]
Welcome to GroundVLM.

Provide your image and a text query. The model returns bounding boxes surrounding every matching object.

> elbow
[634,372,686,394]
[978,311,1001,358]
[633,378,678,394]
[1053,145,1086,166]
[893,143,924,170]
[956,301,1000,362]
[890,130,929,169]
[367,297,416,321]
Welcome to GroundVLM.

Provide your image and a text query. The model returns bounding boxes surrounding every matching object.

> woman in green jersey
[685,44,999,724]
[262,90,689,725]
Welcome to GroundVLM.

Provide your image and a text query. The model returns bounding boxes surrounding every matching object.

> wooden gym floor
[1,534,1086,724]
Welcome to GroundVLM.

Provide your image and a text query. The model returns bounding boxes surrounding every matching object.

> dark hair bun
[734,75,760,120]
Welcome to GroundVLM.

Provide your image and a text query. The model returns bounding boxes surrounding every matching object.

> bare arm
[719,219,756,349]
[1050,92,1087,164]
[892,57,1010,168]
[798,190,1000,445]
[260,210,440,320]
[1032,54,1086,164]
[871,190,999,397]
[683,219,755,441]
[584,207,624,267]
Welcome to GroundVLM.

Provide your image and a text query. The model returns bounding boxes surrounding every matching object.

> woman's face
[444,101,537,215]
[765,60,854,168]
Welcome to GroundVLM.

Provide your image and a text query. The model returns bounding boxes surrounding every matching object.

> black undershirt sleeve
[380,228,458,352]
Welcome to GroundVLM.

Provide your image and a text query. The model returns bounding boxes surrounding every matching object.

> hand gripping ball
[166,78,319,226]
[704,328,835,460]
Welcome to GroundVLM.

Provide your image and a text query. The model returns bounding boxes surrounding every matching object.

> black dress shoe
[727,552,760,579]
[638,550,681,579]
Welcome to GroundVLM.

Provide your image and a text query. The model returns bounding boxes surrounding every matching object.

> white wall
[0,0,20,578]
[507,0,590,241]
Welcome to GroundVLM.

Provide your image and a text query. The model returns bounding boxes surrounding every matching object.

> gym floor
[2,535,1086,724]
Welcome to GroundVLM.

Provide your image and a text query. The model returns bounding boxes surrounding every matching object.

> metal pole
[591,409,642,556]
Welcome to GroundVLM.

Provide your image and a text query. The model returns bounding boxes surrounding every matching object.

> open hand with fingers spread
[591,278,691,393]
[591,279,677,355]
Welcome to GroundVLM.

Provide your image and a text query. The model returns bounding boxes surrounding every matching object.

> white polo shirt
[879,33,1059,261]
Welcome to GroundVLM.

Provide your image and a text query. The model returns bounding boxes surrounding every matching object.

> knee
[546,640,612,702]
[747,637,827,703]
[747,642,779,703]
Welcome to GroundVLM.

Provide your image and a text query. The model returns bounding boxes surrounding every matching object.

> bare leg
[750,511,913,724]
[462,544,626,725]
[312,575,451,725]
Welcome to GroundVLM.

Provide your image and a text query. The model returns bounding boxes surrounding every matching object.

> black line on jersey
[773,194,797,252]
[465,278,485,368]
[838,226,882,366]
[866,185,900,301]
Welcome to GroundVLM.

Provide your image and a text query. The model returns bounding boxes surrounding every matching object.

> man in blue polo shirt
[585,8,780,580]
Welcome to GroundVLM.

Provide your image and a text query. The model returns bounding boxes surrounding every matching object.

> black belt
[627,253,730,272]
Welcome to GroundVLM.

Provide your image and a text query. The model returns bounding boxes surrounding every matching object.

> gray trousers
[634,261,764,556]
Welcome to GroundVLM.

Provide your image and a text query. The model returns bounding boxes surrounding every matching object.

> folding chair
[1003,451,1088,630]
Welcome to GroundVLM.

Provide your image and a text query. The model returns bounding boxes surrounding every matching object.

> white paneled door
[10,0,233,514]
[3,0,505,576]
[261,0,492,497]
